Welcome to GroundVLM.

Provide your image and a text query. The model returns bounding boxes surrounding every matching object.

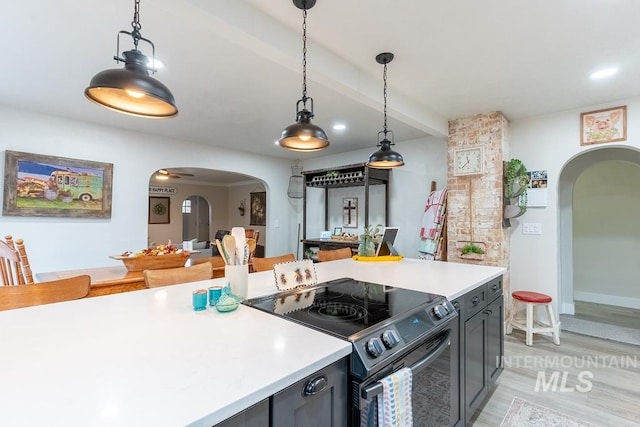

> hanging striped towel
[377,367,413,427]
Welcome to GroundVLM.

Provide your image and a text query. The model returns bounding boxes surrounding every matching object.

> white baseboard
[561,302,575,315]
[573,291,640,310]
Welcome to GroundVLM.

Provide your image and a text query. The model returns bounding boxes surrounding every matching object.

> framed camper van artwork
[580,105,627,146]
[2,150,113,218]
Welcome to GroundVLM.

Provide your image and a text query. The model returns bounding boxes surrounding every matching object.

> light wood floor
[471,330,640,426]
[574,301,640,329]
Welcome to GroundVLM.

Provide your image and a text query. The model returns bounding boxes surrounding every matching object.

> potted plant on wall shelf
[504,158,529,220]
[456,241,486,261]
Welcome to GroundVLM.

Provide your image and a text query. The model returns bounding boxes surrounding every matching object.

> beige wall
[572,160,640,307]
[147,180,267,250]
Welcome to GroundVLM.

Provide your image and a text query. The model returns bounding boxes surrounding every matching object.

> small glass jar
[358,235,376,257]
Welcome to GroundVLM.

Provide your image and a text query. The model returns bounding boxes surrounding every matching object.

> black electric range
[243,277,457,379]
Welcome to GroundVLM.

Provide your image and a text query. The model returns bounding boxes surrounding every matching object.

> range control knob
[381,330,400,349]
[433,303,450,320]
[365,338,384,358]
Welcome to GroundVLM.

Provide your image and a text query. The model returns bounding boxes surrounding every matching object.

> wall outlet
[273,219,279,228]
[522,223,542,235]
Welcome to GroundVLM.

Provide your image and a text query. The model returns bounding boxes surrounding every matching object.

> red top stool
[506,291,560,346]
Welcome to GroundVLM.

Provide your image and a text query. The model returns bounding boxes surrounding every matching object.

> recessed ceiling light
[590,68,618,79]
[333,123,346,131]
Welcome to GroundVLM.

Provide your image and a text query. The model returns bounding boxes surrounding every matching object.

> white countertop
[0,258,504,426]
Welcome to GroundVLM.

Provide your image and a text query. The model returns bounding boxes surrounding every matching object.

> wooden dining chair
[0,275,91,311]
[245,229,260,245]
[191,256,226,278]
[317,247,353,262]
[2,236,34,285]
[0,240,24,286]
[143,262,213,288]
[251,253,295,273]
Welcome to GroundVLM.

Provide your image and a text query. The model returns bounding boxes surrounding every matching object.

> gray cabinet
[453,275,503,426]
[216,357,348,427]
[215,398,269,427]
[271,357,348,427]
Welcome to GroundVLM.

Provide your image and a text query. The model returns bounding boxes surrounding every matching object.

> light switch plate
[522,223,542,235]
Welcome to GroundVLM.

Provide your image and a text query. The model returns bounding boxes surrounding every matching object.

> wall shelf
[301,163,389,257]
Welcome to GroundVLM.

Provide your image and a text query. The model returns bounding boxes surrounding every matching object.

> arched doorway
[558,146,640,317]
[147,168,267,252]
[182,195,210,242]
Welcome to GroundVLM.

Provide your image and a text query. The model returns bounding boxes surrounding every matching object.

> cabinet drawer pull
[491,284,499,291]
[483,309,493,315]
[471,296,480,306]
[303,375,328,396]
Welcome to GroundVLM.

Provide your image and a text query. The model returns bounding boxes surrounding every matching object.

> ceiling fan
[155,169,195,180]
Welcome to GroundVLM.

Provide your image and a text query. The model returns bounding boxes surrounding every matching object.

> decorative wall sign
[343,197,358,228]
[2,150,113,218]
[580,105,627,145]
[149,186,177,195]
[149,196,170,224]
[250,192,266,226]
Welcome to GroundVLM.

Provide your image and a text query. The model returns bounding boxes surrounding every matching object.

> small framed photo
[149,196,170,224]
[343,197,358,228]
[580,105,627,146]
[333,227,343,236]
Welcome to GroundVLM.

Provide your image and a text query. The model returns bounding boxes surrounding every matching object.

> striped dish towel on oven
[377,367,413,427]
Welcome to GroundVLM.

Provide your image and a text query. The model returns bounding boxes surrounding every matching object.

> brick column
[447,112,510,290]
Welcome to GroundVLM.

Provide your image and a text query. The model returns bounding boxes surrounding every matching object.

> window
[182,199,191,214]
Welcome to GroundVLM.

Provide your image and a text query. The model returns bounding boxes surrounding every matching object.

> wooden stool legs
[506,293,560,346]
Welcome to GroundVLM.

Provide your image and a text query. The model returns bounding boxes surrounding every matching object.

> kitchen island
[0,258,504,426]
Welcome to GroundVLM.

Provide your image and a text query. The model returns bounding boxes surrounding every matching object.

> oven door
[356,320,459,427]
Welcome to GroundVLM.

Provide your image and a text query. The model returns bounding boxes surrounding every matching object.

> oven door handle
[362,329,451,400]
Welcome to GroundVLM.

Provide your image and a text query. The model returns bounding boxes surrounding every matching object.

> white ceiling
[2,0,640,182]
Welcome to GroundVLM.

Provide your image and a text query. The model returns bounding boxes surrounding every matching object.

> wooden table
[36,256,226,298]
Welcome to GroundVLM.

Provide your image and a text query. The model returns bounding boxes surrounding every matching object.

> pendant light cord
[383,61,388,137]
[131,0,142,50]
[301,6,308,105]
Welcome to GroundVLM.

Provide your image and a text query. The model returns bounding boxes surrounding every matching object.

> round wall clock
[453,146,485,176]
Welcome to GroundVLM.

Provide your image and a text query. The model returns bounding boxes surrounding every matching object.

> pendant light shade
[368,139,405,168]
[278,0,329,151]
[85,0,177,118]
[279,102,329,151]
[367,52,404,169]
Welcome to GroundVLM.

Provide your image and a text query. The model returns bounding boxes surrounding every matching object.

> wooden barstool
[506,291,560,346]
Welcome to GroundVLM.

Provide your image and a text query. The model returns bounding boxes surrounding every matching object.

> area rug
[500,397,597,427]
[560,315,640,346]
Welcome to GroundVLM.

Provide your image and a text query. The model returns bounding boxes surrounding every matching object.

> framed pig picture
[580,105,627,145]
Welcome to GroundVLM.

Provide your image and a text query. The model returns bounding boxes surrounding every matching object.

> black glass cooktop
[243,277,443,340]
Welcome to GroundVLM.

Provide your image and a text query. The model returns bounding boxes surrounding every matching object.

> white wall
[510,96,640,311]
[0,107,292,275]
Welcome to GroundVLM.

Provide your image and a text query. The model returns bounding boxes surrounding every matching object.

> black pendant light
[367,52,404,168]
[278,0,329,152]
[85,0,178,118]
